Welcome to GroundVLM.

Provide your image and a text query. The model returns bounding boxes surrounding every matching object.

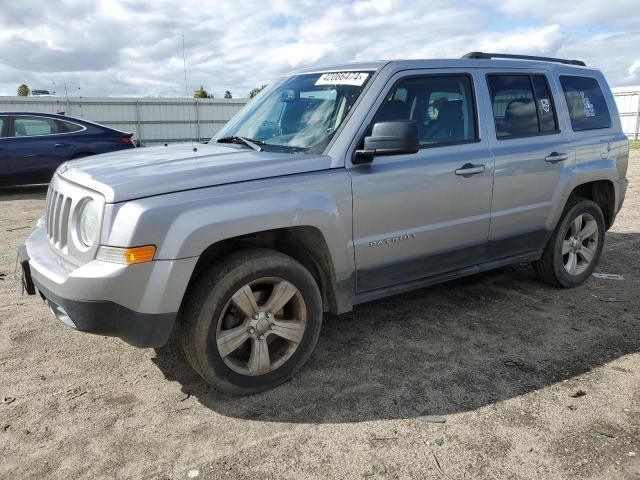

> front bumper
[21,224,198,347]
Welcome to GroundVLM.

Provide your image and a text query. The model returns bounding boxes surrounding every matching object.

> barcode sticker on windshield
[315,72,369,86]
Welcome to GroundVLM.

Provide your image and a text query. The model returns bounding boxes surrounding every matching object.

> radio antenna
[182,34,196,149]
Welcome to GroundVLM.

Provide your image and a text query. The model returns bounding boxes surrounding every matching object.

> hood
[58,143,334,203]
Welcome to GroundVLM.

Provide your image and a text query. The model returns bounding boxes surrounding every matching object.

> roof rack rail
[462,52,586,67]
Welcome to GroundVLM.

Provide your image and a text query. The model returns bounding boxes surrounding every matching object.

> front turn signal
[97,245,156,264]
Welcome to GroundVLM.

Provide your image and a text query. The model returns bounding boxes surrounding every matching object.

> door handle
[54,143,69,147]
[544,152,568,163]
[455,163,485,176]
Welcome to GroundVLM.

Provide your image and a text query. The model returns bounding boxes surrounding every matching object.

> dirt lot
[1,152,639,480]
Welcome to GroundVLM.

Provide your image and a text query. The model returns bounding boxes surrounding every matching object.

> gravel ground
[1,152,639,480]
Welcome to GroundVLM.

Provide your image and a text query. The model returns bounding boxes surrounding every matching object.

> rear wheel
[178,249,323,394]
[533,198,605,287]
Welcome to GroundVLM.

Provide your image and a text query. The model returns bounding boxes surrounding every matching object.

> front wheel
[178,249,323,394]
[533,198,605,288]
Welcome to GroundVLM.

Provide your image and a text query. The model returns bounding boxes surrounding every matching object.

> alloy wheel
[562,212,599,276]
[215,277,307,376]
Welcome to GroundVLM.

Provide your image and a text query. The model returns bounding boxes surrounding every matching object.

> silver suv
[19,53,629,394]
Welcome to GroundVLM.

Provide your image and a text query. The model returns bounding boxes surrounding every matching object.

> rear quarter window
[559,76,611,131]
[57,120,84,133]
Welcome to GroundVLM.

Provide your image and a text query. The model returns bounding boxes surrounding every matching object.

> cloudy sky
[0,0,638,98]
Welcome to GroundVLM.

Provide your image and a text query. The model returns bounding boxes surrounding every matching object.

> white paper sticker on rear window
[580,92,596,117]
[315,72,369,86]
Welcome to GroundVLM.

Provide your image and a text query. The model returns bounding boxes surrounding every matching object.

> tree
[193,85,210,98]
[224,90,233,99]
[249,84,267,99]
[17,84,30,96]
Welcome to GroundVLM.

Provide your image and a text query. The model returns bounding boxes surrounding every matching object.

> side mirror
[354,120,419,164]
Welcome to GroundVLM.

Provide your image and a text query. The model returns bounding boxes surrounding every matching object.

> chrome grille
[45,184,72,249]
[44,174,104,264]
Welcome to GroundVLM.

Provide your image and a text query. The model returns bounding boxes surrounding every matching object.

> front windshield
[211,71,373,154]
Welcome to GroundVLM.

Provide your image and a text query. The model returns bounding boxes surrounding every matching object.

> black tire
[533,198,605,288]
[178,249,323,394]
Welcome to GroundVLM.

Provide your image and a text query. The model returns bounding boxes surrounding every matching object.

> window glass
[213,71,372,153]
[372,75,477,146]
[0,117,5,137]
[488,75,539,137]
[531,75,558,133]
[57,120,83,133]
[488,74,559,138]
[560,76,611,130]
[14,117,60,136]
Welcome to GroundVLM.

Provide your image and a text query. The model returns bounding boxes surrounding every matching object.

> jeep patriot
[19,53,629,393]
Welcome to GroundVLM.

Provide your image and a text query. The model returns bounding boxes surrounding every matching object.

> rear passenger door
[483,72,568,259]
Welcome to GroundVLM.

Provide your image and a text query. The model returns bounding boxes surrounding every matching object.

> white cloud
[626,59,640,83]
[0,0,638,97]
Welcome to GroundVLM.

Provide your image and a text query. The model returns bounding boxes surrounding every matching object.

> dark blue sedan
[0,112,135,186]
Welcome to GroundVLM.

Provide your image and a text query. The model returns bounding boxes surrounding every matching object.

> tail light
[121,134,135,146]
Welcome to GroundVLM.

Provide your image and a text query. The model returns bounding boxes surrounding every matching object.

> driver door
[349,70,495,293]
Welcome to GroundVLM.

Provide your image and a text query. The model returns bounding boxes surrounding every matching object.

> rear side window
[560,76,611,130]
[0,117,5,137]
[372,74,478,147]
[488,74,558,138]
[14,117,60,136]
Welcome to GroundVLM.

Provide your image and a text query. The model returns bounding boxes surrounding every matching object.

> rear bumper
[618,178,629,213]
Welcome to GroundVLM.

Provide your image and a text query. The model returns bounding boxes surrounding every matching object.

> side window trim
[365,72,481,151]
[7,115,87,138]
[486,72,561,141]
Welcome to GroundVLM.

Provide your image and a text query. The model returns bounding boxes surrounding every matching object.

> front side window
[14,117,60,137]
[560,76,611,131]
[0,117,5,137]
[213,71,373,153]
[371,75,477,146]
[488,74,558,138]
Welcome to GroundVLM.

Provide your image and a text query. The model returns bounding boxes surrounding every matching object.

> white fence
[612,86,640,140]
[0,96,248,146]
[2,88,638,143]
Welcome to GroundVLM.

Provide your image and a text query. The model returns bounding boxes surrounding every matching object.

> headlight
[77,199,99,247]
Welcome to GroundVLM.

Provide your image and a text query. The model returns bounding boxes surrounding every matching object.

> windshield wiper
[216,136,264,152]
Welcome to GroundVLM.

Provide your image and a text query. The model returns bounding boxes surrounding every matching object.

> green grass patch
[631,140,640,150]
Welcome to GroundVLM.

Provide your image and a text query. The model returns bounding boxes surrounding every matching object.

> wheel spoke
[579,220,598,239]
[217,325,250,358]
[263,280,298,314]
[269,319,305,344]
[248,337,271,375]
[572,215,583,236]
[231,285,259,319]
[565,251,578,275]
[578,246,595,263]
[562,240,572,255]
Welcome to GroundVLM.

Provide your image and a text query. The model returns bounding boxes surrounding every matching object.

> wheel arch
[183,226,342,314]
[566,179,616,229]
